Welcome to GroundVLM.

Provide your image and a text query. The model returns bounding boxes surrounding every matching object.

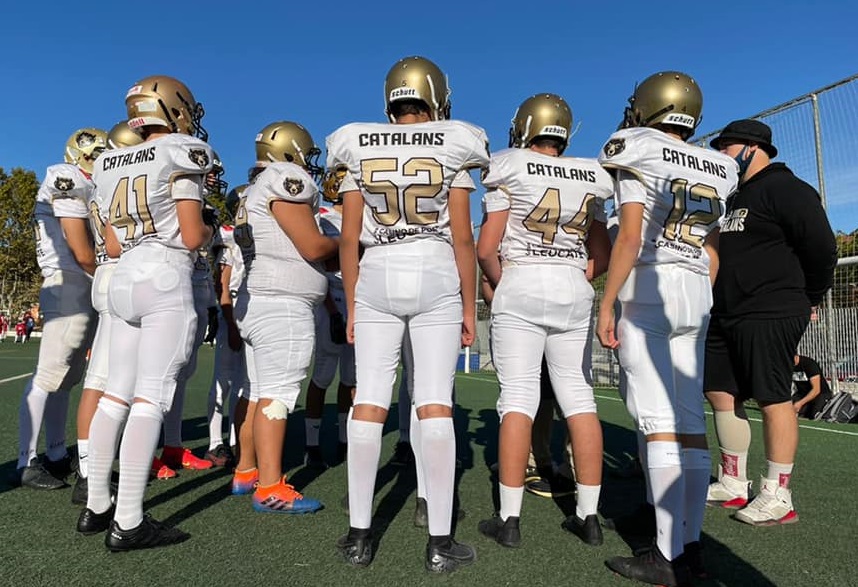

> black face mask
[734,145,754,181]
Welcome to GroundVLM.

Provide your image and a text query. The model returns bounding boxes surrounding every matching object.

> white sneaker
[706,465,751,509]
[734,477,798,526]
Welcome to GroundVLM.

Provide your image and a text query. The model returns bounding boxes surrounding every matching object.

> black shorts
[704,315,809,404]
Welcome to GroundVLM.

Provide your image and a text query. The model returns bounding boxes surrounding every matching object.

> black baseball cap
[710,119,777,158]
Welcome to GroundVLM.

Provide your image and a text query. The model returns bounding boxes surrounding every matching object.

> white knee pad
[33,312,93,391]
[555,388,598,418]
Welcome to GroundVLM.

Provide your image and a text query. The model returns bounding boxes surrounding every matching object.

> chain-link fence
[473,74,858,392]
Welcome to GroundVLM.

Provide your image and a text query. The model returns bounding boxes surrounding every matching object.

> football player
[302,168,355,468]
[73,121,141,505]
[17,128,105,490]
[77,75,213,551]
[153,153,227,476]
[205,183,248,466]
[231,121,336,514]
[328,55,489,573]
[596,72,738,585]
[476,94,613,548]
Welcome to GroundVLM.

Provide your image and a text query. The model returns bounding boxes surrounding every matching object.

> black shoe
[336,527,373,567]
[77,506,115,535]
[389,441,414,467]
[337,442,348,463]
[203,444,235,468]
[561,514,603,546]
[304,445,328,469]
[425,536,476,573]
[19,459,66,490]
[602,503,656,537]
[684,541,707,580]
[478,515,521,548]
[524,468,575,498]
[44,454,76,481]
[105,514,190,552]
[413,497,467,528]
[606,545,692,587]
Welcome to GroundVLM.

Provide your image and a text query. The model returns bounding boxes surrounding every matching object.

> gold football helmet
[64,128,108,173]
[254,121,323,179]
[509,93,573,154]
[107,120,144,150]
[321,166,348,204]
[621,71,702,138]
[225,184,247,219]
[125,75,207,140]
[384,56,451,122]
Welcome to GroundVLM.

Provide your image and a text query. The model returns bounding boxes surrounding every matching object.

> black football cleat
[606,544,692,587]
[19,459,66,490]
[105,514,190,552]
[77,506,115,535]
[478,515,521,548]
[561,514,603,546]
[336,527,373,567]
[425,536,476,573]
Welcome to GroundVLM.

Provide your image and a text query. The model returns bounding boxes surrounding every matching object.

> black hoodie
[712,163,837,318]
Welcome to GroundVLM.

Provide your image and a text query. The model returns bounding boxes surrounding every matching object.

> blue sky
[2,1,857,231]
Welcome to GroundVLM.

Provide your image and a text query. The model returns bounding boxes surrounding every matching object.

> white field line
[456,373,858,438]
[0,372,32,385]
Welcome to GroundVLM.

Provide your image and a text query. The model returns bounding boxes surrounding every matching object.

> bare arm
[60,217,96,276]
[339,190,363,344]
[270,201,338,263]
[596,202,644,349]
[476,210,507,289]
[794,374,822,412]
[585,220,612,281]
[449,187,476,347]
[176,199,213,251]
[704,228,720,287]
[104,221,122,259]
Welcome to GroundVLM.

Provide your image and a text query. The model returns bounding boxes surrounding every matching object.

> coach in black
[702,119,837,527]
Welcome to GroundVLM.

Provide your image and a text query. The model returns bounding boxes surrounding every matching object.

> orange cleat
[151,456,177,480]
[252,476,322,514]
[232,468,259,495]
[161,446,213,470]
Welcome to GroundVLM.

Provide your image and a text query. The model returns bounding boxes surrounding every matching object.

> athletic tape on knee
[647,441,682,469]
[713,410,751,453]
[261,399,289,420]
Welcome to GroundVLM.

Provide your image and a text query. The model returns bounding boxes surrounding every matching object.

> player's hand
[793,402,803,414]
[461,315,475,348]
[330,312,347,345]
[810,306,819,322]
[227,322,242,352]
[596,305,619,349]
[346,314,355,345]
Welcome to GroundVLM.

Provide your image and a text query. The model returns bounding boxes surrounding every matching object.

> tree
[0,167,41,314]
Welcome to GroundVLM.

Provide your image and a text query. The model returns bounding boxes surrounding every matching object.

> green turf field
[0,341,856,586]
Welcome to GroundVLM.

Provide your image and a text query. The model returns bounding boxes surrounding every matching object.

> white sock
[411,406,425,499]
[576,483,601,519]
[337,413,348,444]
[766,461,794,489]
[647,441,684,561]
[45,388,71,461]
[18,380,49,468]
[682,448,711,544]
[419,417,455,537]
[87,398,129,514]
[115,402,163,530]
[305,418,322,447]
[347,419,383,529]
[207,382,223,451]
[499,482,524,521]
[397,377,410,443]
[228,389,238,447]
[77,439,90,478]
[163,387,185,448]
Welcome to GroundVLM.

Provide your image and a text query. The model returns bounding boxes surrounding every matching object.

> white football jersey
[34,164,95,277]
[239,162,327,301]
[598,127,738,275]
[483,148,612,271]
[319,206,343,290]
[217,225,245,295]
[87,186,117,267]
[92,134,213,254]
[326,120,490,248]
